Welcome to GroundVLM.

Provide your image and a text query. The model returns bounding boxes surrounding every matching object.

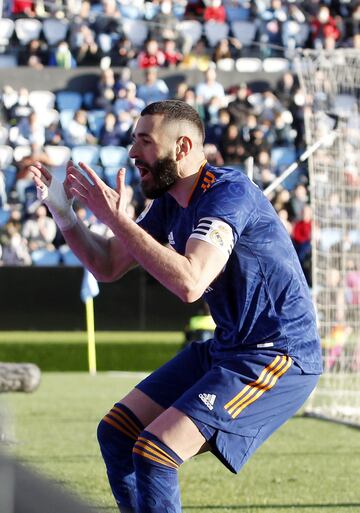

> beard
[139,156,178,199]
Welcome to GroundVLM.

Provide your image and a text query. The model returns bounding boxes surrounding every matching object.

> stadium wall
[0,66,283,96]
[0,267,201,331]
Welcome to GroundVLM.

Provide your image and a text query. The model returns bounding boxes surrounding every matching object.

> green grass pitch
[2,372,360,513]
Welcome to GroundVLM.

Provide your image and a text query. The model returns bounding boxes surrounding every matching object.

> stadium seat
[60,246,81,266]
[31,249,61,266]
[42,108,60,128]
[225,3,251,21]
[262,58,289,73]
[59,109,75,130]
[271,145,296,173]
[4,165,17,194]
[216,58,235,71]
[29,90,56,113]
[282,20,309,49]
[231,20,257,47]
[176,20,202,49]
[99,146,128,168]
[0,145,14,169]
[122,19,149,47]
[0,53,17,68]
[71,145,100,167]
[44,145,71,167]
[56,91,83,111]
[14,18,42,45]
[319,228,342,252]
[104,166,134,188]
[0,209,10,227]
[235,57,262,73]
[0,18,15,49]
[42,18,69,46]
[13,145,32,162]
[87,110,106,138]
[204,21,229,47]
[332,94,357,118]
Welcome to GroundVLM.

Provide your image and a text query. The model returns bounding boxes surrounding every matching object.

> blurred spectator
[64,110,97,146]
[11,0,36,16]
[184,0,206,20]
[69,22,101,65]
[113,81,145,117]
[195,66,225,104]
[49,41,77,69]
[18,39,48,69]
[292,203,312,265]
[227,83,252,126]
[204,143,224,166]
[0,207,31,266]
[212,37,242,63]
[310,4,341,49]
[94,68,116,109]
[180,38,211,71]
[163,39,183,67]
[109,36,136,67]
[137,68,169,105]
[92,0,123,54]
[220,123,245,165]
[22,204,57,252]
[98,111,125,146]
[289,184,308,222]
[0,170,8,209]
[9,111,45,152]
[138,38,166,68]
[6,87,32,122]
[204,0,226,22]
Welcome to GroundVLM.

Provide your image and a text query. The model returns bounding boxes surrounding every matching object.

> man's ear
[176,136,192,161]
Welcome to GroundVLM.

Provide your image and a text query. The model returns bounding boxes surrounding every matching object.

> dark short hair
[141,100,205,142]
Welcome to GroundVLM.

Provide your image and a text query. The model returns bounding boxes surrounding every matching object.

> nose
[128,143,137,159]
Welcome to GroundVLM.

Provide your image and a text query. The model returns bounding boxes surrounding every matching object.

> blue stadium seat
[60,246,81,266]
[71,145,100,166]
[0,209,10,226]
[87,110,106,138]
[4,165,17,194]
[56,91,83,111]
[104,166,134,188]
[99,146,128,168]
[31,249,61,266]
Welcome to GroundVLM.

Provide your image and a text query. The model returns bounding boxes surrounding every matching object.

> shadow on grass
[94,504,360,512]
[182,504,360,510]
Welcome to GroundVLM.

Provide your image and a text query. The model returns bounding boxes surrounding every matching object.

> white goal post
[294,49,360,426]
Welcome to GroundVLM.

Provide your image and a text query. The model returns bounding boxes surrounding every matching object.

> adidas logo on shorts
[199,393,216,410]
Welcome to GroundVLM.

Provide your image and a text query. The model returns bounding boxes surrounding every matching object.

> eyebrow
[131,131,154,142]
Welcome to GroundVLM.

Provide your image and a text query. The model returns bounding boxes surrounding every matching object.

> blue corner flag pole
[81,269,100,375]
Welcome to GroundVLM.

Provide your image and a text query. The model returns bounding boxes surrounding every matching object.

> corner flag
[81,269,99,375]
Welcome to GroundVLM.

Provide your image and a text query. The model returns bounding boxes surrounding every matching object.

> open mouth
[136,163,152,179]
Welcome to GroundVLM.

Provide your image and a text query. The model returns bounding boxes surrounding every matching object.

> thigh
[117,340,213,429]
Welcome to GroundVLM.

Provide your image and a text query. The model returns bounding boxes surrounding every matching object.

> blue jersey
[137,162,322,374]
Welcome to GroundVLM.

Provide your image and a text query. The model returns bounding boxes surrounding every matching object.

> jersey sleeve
[194,180,256,242]
[136,199,168,244]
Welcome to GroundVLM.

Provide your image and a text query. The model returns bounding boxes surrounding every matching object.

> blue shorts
[136,339,320,473]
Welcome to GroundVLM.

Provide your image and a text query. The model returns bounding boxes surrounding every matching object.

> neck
[168,157,206,208]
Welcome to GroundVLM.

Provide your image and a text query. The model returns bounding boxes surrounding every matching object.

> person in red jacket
[204,0,226,23]
[138,39,165,69]
[310,4,341,49]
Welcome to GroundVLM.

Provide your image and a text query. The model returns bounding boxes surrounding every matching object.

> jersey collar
[186,160,211,206]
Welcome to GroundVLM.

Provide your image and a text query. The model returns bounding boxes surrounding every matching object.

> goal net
[295,49,360,426]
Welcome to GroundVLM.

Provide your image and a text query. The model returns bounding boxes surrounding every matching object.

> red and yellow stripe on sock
[224,355,293,419]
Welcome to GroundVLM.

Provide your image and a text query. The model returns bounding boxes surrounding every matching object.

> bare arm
[67,163,229,302]
[29,162,136,281]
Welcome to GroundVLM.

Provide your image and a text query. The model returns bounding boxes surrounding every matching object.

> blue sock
[97,403,144,512]
[133,430,184,513]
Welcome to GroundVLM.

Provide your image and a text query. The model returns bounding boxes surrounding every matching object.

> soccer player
[30,100,322,513]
